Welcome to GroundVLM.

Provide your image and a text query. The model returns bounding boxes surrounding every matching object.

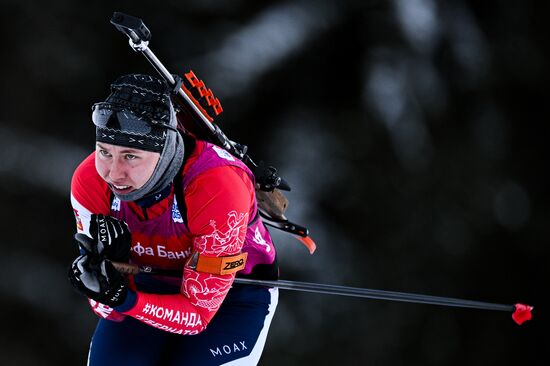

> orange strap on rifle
[185,251,248,275]
[182,70,223,119]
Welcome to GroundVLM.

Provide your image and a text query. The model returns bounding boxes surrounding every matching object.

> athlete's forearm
[119,267,234,334]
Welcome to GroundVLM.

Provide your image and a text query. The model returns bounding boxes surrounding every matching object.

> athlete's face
[95,142,160,195]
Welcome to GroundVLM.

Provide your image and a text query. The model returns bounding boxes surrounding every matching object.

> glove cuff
[114,290,137,312]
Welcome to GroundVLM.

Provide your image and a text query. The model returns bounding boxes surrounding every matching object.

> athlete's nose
[108,157,127,182]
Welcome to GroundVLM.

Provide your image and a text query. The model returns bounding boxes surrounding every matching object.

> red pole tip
[512,303,533,325]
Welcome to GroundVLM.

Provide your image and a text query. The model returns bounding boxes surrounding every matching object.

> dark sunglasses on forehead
[91,102,178,132]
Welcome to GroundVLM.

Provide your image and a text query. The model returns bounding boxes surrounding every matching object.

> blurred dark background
[0,0,548,365]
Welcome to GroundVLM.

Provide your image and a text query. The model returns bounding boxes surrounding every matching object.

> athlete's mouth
[109,183,133,193]
[113,185,130,190]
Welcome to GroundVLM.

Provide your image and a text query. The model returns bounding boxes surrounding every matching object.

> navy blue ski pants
[87,284,278,366]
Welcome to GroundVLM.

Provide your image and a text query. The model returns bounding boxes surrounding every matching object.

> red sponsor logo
[73,209,84,231]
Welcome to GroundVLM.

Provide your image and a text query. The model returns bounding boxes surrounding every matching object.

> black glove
[68,254,129,308]
[76,214,132,262]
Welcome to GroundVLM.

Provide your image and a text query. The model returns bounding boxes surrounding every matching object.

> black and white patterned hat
[92,74,176,153]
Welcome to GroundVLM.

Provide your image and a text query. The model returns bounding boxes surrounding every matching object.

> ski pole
[111,262,533,325]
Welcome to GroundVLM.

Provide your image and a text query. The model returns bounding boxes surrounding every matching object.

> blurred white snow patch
[365,61,407,127]
[203,0,339,97]
[364,56,433,171]
[267,108,356,285]
[394,0,441,53]
[0,126,88,195]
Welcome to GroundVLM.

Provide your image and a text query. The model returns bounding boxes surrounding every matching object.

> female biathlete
[68,74,279,366]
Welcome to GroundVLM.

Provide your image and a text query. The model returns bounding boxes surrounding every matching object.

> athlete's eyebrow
[96,143,142,154]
